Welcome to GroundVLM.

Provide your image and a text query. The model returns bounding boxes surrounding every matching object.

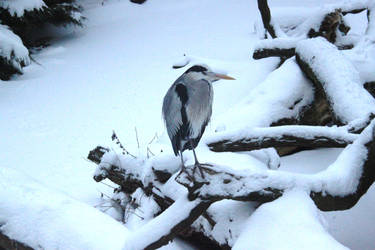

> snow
[1,0,374,249]
[342,37,375,83]
[123,196,201,250]
[296,37,375,123]
[0,25,30,71]
[0,166,130,250]
[213,57,314,132]
[254,37,301,51]
[366,1,375,37]
[249,148,280,170]
[95,150,145,180]
[233,189,348,250]
[0,0,45,17]
[280,149,375,250]
[194,200,257,247]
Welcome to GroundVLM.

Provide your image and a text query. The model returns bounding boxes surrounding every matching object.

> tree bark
[253,47,295,60]
[257,0,276,38]
[0,232,33,250]
[207,125,357,154]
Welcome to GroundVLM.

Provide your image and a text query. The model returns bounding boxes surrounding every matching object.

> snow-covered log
[178,118,375,211]
[206,125,358,154]
[296,37,375,124]
[123,197,211,250]
[88,147,225,248]
[88,117,375,245]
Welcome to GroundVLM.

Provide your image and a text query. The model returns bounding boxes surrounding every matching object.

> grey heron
[162,64,235,175]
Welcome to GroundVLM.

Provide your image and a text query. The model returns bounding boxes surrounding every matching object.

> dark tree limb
[364,81,375,98]
[257,0,277,38]
[144,200,212,250]
[130,0,147,4]
[0,232,33,250]
[342,8,367,15]
[206,125,357,154]
[253,47,295,60]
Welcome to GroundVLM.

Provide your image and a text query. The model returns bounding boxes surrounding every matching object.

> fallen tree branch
[88,147,227,248]
[253,47,295,60]
[178,119,375,211]
[87,119,375,248]
[252,38,297,60]
[295,37,375,124]
[125,198,212,250]
[206,125,358,153]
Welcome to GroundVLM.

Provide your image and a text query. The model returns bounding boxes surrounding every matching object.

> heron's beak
[214,73,236,80]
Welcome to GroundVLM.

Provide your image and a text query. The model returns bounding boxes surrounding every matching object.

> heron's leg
[180,151,185,170]
[189,139,204,177]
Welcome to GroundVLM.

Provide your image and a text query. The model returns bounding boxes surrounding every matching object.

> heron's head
[183,64,235,83]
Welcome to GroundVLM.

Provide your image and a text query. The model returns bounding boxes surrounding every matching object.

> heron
[162,64,235,176]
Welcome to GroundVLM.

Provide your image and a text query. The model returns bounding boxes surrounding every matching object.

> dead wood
[207,125,357,154]
[88,147,225,249]
[364,81,375,98]
[178,119,375,211]
[253,47,295,60]
[0,232,33,250]
[307,9,349,43]
[257,0,276,38]
[144,200,212,250]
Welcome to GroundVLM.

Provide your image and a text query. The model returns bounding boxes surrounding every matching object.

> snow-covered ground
[1,0,374,249]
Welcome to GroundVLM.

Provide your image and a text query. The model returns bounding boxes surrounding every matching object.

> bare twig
[257,0,277,38]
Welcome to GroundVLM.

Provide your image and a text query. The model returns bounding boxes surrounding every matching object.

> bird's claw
[181,163,205,182]
[193,162,205,179]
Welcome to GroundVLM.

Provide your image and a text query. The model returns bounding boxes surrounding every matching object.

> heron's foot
[193,162,205,178]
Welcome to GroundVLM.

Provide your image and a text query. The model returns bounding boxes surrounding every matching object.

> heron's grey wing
[162,83,183,154]
[185,79,213,139]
